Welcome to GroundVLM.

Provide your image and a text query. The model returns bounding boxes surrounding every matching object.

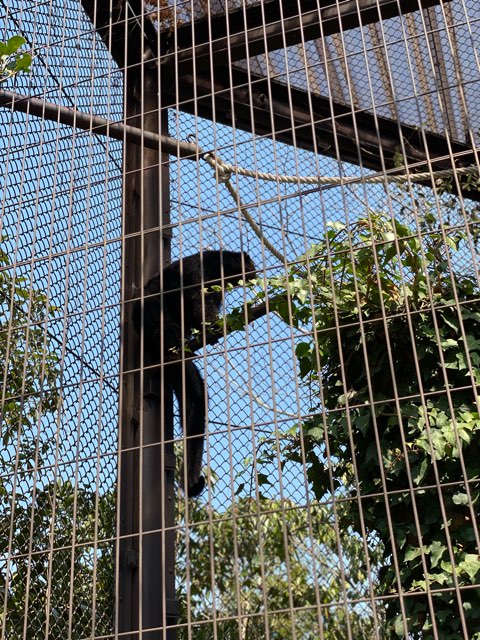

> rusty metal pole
[119,65,177,639]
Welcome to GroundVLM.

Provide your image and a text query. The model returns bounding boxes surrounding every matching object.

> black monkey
[132,250,256,497]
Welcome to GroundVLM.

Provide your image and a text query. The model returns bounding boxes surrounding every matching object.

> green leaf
[394,614,407,637]
[384,244,398,264]
[429,541,446,568]
[404,546,421,562]
[452,492,468,505]
[296,342,311,358]
[5,35,26,54]
[307,427,323,440]
[257,473,271,486]
[295,288,309,304]
[14,52,31,71]
[356,412,371,436]
[456,351,468,370]
[441,339,458,348]
[326,221,346,231]
[458,555,480,580]
[441,314,459,331]
[413,459,429,485]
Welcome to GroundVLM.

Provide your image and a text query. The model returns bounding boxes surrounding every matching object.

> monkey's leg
[170,358,207,497]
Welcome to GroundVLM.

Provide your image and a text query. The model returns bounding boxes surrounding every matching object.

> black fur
[132,250,256,497]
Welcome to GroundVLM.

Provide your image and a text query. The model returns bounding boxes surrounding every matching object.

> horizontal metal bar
[79,0,477,202]
[0,89,198,159]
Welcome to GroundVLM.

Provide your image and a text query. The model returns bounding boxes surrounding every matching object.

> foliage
[176,494,383,639]
[0,241,115,637]
[253,210,480,638]
[0,481,115,639]
[0,36,31,83]
[0,240,59,450]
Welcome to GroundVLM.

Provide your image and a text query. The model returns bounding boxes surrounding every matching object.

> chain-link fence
[1,0,479,638]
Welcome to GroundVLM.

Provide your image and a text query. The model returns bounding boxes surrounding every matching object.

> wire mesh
[0,0,479,638]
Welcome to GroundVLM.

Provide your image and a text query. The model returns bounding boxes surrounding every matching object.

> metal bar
[78,0,476,203]
[424,6,459,140]
[80,0,158,69]
[80,0,450,77]
[405,12,438,132]
[0,89,198,159]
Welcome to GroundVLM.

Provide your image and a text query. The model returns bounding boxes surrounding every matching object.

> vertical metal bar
[119,36,176,640]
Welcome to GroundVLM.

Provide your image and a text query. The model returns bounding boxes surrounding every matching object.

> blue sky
[1,0,479,514]
[3,6,480,637]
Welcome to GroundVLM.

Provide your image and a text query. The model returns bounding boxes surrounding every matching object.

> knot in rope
[202,152,232,183]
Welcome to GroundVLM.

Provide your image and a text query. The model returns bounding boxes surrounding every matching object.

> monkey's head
[218,250,256,287]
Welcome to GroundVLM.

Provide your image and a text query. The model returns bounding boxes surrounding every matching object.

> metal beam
[78,0,471,174]
[161,67,478,199]
[81,0,449,76]
[78,0,477,196]
[80,0,159,69]
[160,0,450,73]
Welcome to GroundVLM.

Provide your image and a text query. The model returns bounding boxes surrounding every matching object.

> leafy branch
[0,36,32,83]
[259,209,480,638]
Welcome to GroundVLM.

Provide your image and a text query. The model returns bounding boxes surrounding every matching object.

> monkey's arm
[186,296,285,352]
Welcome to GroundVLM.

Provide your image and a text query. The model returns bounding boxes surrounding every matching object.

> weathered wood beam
[161,0,451,73]
[161,67,479,200]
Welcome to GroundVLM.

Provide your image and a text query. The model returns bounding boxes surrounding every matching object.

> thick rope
[207,159,479,188]
[203,152,287,264]
[202,147,479,264]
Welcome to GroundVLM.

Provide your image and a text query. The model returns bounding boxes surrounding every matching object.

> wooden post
[119,64,177,639]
